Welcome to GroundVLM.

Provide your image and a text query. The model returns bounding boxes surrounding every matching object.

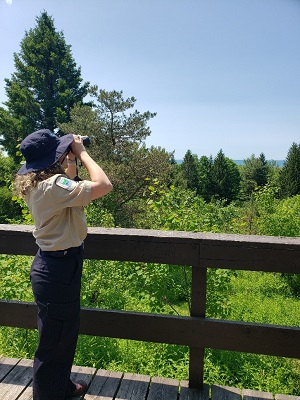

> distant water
[176,159,285,167]
[234,160,284,167]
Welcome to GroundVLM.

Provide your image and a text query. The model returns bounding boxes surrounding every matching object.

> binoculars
[82,136,91,147]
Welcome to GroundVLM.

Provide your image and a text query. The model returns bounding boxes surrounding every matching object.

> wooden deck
[1,357,299,400]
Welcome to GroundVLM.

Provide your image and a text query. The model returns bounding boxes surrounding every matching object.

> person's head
[17,129,73,175]
[14,129,73,198]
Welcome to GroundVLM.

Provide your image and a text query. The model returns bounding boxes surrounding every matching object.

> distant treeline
[176,159,285,166]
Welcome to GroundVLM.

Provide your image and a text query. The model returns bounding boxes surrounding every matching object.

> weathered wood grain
[17,382,33,400]
[0,358,20,382]
[1,301,299,359]
[275,395,300,400]
[1,359,298,400]
[243,388,274,400]
[211,384,242,400]
[115,372,150,400]
[1,224,300,273]
[180,380,210,400]
[0,359,33,400]
[148,376,179,400]
[84,369,123,400]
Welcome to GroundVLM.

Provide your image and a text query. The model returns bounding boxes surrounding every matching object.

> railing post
[189,265,207,389]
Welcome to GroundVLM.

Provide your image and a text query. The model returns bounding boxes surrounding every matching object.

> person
[14,129,113,400]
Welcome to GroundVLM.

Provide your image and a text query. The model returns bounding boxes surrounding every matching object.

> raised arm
[70,135,113,201]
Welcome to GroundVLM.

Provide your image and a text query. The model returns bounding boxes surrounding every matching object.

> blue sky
[0,0,299,160]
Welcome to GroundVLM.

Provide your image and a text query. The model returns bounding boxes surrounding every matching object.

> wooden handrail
[0,224,300,388]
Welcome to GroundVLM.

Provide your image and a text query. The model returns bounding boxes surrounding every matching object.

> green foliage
[0,187,22,223]
[75,337,189,381]
[181,150,199,192]
[144,179,241,233]
[197,155,214,201]
[239,153,270,198]
[88,87,157,157]
[60,93,175,227]
[202,270,300,395]
[205,349,300,395]
[61,88,157,163]
[0,153,23,222]
[252,189,300,296]
[0,11,89,160]
[10,194,34,224]
[279,142,300,198]
[0,327,38,359]
[0,255,33,301]
[254,187,300,237]
[81,258,189,316]
[85,199,115,228]
[0,153,17,184]
[180,149,241,203]
[212,150,241,203]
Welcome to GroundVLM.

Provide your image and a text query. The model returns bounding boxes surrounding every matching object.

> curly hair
[14,163,66,199]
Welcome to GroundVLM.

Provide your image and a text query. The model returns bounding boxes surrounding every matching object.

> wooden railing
[0,224,300,388]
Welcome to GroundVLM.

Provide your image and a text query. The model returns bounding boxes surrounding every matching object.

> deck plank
[0,359,299,400]
[70,364,96,386]
[0,358,20,382]
[179,380,210,400]
[115,372,150,400]
[243,388,274,400]
[84,369,123,400]
[212,384,242,400]
[148,376,179,400]
[17,382,33,400]
[1,359,33,400]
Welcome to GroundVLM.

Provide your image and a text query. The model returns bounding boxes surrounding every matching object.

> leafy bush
[0,187,22,223]
[255,188,300,237]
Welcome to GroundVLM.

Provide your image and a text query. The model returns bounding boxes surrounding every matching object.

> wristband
[67,159,76,165]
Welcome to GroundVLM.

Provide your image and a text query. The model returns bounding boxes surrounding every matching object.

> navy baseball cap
[17,129,73,175]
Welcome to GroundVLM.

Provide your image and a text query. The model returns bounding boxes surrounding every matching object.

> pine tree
[212,149,241,203]
[279,142,300,197]
[181,150,199,192]
[197,155,214,202]
[0,11,89,159]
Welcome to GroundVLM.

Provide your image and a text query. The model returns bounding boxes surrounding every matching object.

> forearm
[79,150,113,200]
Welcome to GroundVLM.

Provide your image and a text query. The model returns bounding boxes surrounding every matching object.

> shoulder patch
[55,176,77,191]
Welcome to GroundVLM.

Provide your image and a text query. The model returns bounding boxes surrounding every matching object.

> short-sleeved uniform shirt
[25,174,92,251]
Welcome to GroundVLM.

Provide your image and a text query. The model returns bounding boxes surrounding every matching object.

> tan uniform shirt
[26,174,92,251]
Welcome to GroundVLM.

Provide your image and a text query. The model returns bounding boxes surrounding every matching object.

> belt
[40,243,84,258]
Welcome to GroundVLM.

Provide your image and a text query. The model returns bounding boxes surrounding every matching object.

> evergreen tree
[84,86,157,162]
[0,11,89,159]
[279,142,300,198]
[197,155,214,202]
[59,94,175,227]
[257,153,269,186]
[240,153,270,197]
[0,152,22,222]
[181,150,199,192]
[212,149,241,203]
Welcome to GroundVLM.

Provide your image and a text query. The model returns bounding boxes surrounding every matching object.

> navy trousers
[30,245,84,400]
